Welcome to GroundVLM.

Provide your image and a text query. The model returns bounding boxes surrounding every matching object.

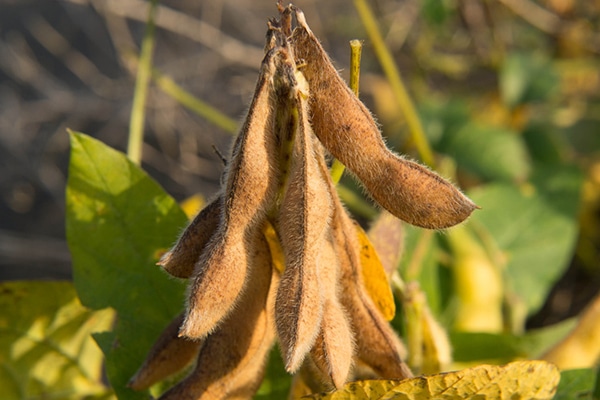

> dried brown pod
[275,64,332,373]
[179,43,284,339]
[310,300,354,389]
[288,7,477,229]
[332,201,413,380]
[310,145,412,380]
[159,235,277,400]
[128,313,203,390]
[309,235,354,389]
[158,196,222,279]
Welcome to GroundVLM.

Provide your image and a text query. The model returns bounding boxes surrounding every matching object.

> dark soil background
[0,0,598,327]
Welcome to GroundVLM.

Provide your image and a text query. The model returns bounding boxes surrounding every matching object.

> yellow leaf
[447,225,503,333]
[303,379,398,399]
[355,222,396,320]
[180,194,205,218]
[304,361,560,400]
[0,281,115,400]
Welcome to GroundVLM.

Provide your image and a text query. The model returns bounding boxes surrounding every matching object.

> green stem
[335,185,378,219]
[349,39,363,92]
[331,40,363,184]
[151,68,238,134]
[353,0,436,168]
[404,229,435,282]
[127,0,158,165]
[404,284,424,374]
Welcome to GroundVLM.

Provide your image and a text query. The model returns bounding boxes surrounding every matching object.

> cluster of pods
[128,4,475,399]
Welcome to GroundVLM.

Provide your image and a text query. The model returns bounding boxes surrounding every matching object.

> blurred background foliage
[1,0,600,398]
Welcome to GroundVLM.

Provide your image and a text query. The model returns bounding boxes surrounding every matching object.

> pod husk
[289,7,476,230]
[158,196,222,279]
[275,59,331,373]
[159,235,277,400]
[180,43,284,339]
[128,313,203,390]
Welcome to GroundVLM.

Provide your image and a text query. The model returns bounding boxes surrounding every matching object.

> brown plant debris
[131,3,475,398]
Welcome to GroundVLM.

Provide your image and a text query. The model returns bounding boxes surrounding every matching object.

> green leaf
[421,0,449,25]
[522,123,566,165]
[519,317,578,358]
[439,123,531,182]
[500,53,559,108]
[255,348,293,399]
[594,367,600,399]
[450,317,576,362]
[420,99,470,147]
[450,332,524,363]
[467,165,583,316]
[66,131,188,399]
[0,281,114,400]
[398,226,446,316]
[554,368,597,400]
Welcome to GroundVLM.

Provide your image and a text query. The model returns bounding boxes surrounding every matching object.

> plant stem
[331,40,362,184]
[151,67,238,134]
[336,185,378,219]
[349,39,363,93]
[353,0,436,168]
[127,0,158,165]
[404,229,435,282]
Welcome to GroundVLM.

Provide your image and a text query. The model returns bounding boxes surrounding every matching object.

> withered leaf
[304,361,560,400]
